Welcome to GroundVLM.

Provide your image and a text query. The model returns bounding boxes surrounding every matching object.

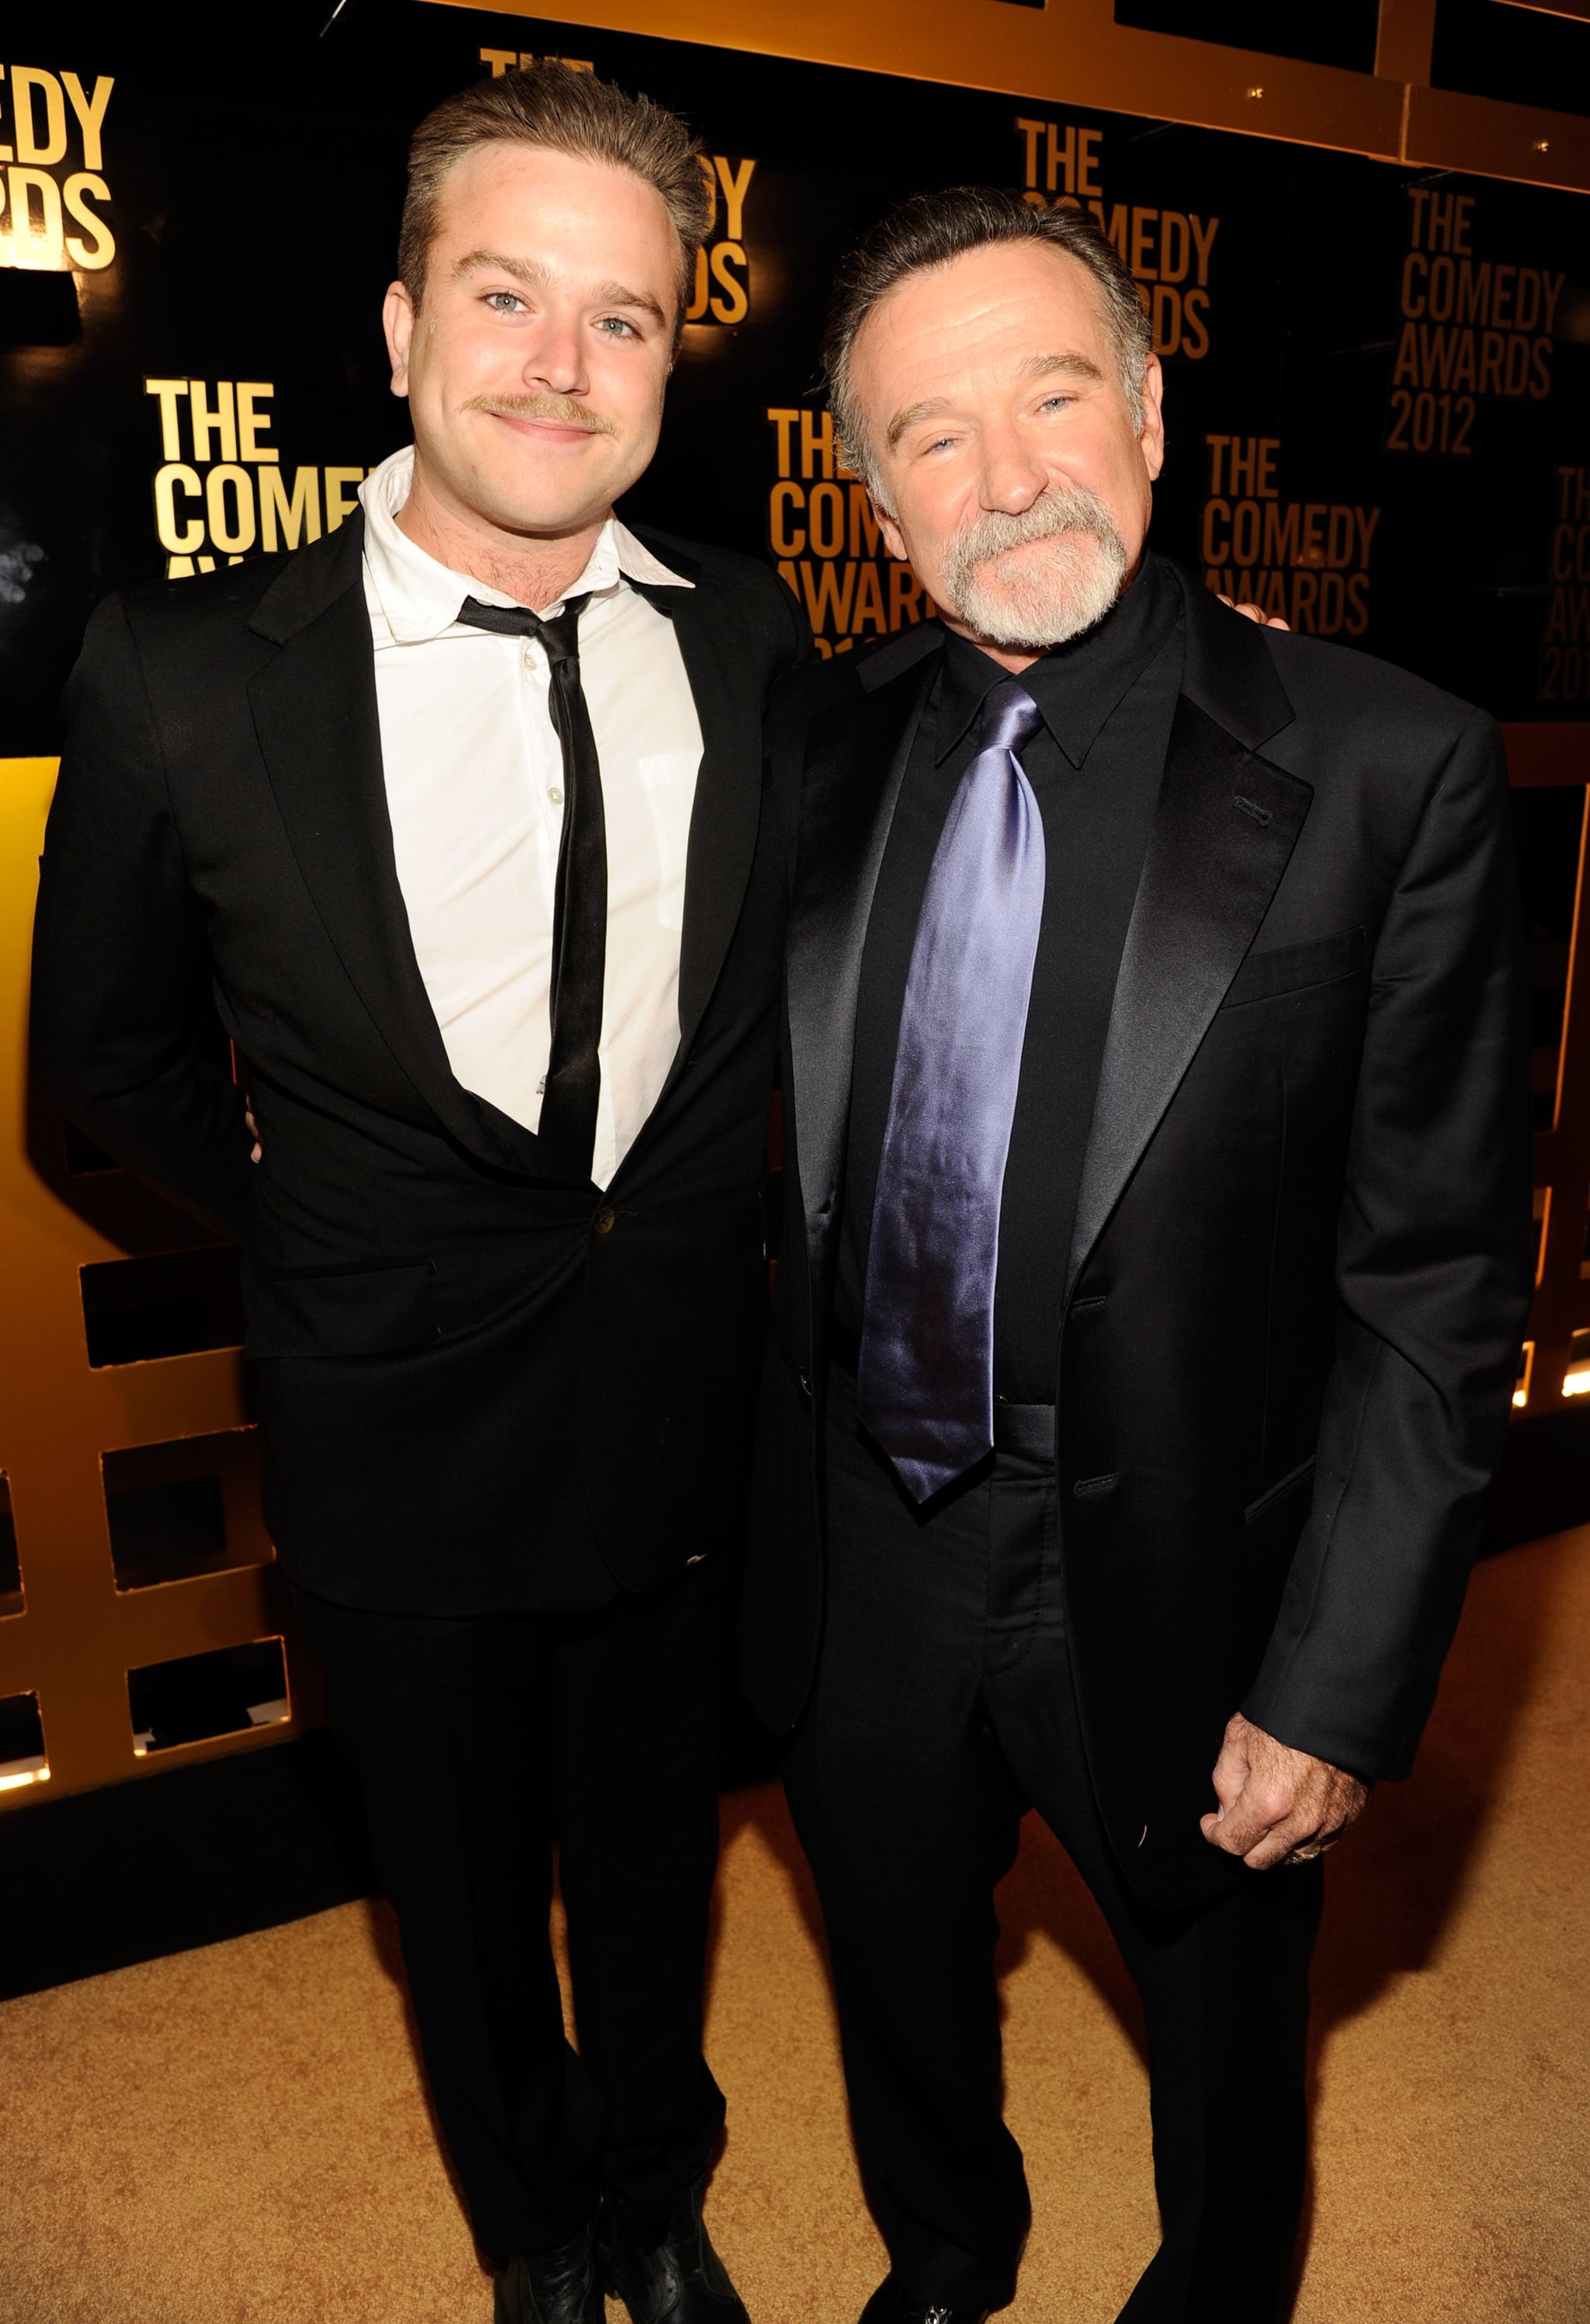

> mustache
[463,392,619,438]
[949,484,1123,572]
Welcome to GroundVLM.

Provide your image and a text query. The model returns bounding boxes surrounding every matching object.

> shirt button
[548,785,564,805]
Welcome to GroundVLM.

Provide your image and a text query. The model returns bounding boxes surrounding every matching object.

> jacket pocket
[1244,1454,1316,1526]
[1220,926,1366,1009]
[245,1260,438,1360]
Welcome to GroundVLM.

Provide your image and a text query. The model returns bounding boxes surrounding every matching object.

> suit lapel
[246,518,547,1177]
[786,641,939,1277]
[1067,575,1311,1289]
[642,578,765,1117]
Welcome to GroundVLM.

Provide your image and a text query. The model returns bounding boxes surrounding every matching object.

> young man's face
[851,240,1165,654]
[384,140,680,539]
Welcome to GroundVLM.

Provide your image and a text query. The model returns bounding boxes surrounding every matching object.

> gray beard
[940,486,1130,649]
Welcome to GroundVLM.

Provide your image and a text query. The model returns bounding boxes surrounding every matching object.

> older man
[744,188,1533,2323]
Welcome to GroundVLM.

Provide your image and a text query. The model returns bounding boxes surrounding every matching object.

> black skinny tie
[457,592,605,1179]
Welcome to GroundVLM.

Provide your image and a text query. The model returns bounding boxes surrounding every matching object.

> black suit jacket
[742,564,1534,1911]
[31,512,810,1614]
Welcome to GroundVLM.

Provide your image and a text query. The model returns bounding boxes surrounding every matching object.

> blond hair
[398,62,711,326]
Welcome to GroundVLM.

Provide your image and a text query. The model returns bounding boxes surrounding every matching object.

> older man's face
[852,241,1165,660]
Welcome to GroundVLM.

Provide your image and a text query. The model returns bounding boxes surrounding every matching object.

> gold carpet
[3,1527,1588,2324]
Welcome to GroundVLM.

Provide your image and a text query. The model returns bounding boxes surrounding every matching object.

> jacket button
[594,1207,615,1235]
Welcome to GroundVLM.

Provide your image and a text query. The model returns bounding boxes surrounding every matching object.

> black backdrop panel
[0,0,1586,752]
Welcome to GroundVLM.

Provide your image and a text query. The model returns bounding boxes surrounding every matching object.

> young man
[745,189,1534,2323]
[32,66,807,2324]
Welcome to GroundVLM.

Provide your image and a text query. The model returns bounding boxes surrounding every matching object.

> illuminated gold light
[0,1762,50,1793]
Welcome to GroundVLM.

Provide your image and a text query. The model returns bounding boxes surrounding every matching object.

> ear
[874,497,909,564]
[383,280,416,401]
[1137,352,1166,484]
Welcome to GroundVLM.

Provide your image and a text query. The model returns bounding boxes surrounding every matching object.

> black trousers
[299,1563,726,2260]
[784,1370,1323,2322]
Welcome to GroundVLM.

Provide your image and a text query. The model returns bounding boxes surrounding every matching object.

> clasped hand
[1201,1711,1369,1870]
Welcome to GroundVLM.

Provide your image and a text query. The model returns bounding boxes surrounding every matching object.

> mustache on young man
[462,392,620,437]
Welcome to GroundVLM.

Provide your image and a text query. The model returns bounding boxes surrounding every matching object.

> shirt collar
[934,552,1180,769]
[359,443,694,646]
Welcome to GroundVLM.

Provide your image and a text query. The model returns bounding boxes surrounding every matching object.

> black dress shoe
[858,2277,990,2324]
[600,2176,751,2324]
[495,2219,605,2324]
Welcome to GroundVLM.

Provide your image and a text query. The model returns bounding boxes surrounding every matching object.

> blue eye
[596,316,637,337]
[485,291,524,313]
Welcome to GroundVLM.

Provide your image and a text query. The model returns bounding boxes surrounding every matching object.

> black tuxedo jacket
[31,512,810,1614]
[743,564,1534,1911]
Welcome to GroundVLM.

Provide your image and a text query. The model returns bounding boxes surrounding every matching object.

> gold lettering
[769,481,805,558]
[852,563,887,634]
[1015,117,1045,189]
[713,155,755,241]
[800,408,835,481]
[1189,214,1218,287]
[189,380,237,464]
[6,165,64,267]
[259,466,322,553]
[767,409,800,479]
[12,67,65,166]
[153,463,204,554]
[807,481,845,560]
[707,241,748,326]
[205,465,256,555]
[62,171,113,268]
[324,467,363,531]
[60,71,113,170]
[144,379,189,461]
[237,383,279,464]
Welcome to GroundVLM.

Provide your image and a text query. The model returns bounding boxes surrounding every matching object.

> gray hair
[821,186,1154,498]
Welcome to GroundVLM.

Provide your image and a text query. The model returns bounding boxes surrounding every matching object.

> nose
[521,308,588,399]
[975,416,1049,517]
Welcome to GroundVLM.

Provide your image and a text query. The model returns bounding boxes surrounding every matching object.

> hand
[245,1103,262,1165]
[1219,596,1290,631]
[1200,1711,1369,1870]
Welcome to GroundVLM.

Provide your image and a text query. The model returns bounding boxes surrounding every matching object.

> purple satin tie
[857,678,1047,1502]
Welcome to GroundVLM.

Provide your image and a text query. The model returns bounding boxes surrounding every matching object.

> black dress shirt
[835,551,1185,1404]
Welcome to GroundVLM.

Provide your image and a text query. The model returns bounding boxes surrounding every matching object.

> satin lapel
[786,655,936,1278]
[647,590,764,1113]
[1066,693,1312,1292]
[246,556,543,1176]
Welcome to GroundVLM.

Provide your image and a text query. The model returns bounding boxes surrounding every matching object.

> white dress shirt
[359,445,703,1189]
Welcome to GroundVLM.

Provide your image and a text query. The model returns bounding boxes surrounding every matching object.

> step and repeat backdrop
[2,7,1587,735]
[1,0,1587,1803]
